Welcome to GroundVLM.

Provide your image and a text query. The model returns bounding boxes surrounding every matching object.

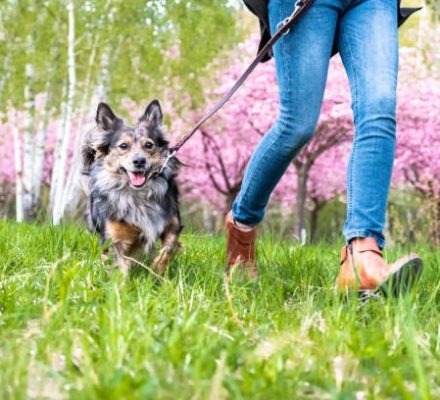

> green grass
[0,221,439,399]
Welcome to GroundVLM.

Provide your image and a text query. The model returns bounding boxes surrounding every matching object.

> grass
[0,221,439,399]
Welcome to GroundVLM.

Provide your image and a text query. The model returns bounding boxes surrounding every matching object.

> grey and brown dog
[81,100,182,274]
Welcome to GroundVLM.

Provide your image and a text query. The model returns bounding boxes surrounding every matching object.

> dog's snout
[133,155,146,168]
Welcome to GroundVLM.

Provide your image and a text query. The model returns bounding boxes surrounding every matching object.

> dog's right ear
[96,102,122,132]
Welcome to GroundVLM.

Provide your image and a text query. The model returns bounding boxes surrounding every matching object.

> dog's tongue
[128,171,146,187]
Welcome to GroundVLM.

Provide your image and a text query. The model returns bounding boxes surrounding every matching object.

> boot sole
[359,256,423,300]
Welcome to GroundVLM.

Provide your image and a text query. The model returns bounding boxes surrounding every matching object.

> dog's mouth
[128,171,146,187]
[121,168,147,188]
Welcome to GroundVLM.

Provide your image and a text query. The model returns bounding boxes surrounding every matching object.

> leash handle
[169,0,314,154]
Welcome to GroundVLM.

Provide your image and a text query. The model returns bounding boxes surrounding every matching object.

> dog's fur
[81,100,182,274]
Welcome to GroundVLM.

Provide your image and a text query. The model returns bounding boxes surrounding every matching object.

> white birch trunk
[97,47,110,100]
[61,43,108,218]
[49,91,67,211]
[60,113,93,219]
[12,112,24,223]
[416,5,428,64]
[32,91,52,213]
[0,53,10,101]
[22,57,36,219]
[52,0,76,225]
[32,32,60,215]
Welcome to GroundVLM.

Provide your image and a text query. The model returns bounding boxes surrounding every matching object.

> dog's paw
[153,253,171,275]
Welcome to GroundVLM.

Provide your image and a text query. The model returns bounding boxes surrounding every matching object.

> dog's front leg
[113,242,131,274]
[153,217,182,274]
[105,221,140,275]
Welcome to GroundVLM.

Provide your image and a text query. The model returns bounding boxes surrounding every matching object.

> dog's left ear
[139,99,163,127]
[96,102,122,132]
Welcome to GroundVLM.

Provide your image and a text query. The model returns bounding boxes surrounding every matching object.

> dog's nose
[133,155,146,168]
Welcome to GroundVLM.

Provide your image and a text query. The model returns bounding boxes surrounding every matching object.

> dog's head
[89,100,177,189]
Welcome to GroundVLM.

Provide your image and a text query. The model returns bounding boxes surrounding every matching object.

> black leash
[160,0,315,172]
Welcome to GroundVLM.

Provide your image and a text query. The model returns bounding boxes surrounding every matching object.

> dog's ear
[96,102,122,132]
[86,102,121,160]
[139,99,163,127]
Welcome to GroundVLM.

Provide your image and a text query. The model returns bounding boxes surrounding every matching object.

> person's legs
[336,0,422,294]
[338,0,399,249]
[231,0,342,226]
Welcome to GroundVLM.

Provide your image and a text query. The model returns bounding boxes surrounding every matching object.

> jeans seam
[342,0,352,9]
[341,27,359,233]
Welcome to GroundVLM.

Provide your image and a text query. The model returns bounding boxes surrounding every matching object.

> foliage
[388,190,439,247]
[394,48,440,198]
[0,1,439,242]
[0,0,242,111]
[393,48,440,243]
[426,0,440,19]
[0,0,243,221]
[0,222,439,398]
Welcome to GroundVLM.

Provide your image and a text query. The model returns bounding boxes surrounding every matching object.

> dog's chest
[106,190,167,246]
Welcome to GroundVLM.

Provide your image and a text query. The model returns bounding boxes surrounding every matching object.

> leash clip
[159,150,176,174]
[276,0,304,36]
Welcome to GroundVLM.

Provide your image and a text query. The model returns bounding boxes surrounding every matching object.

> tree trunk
[225,193,236,213]
[434,196,440,247]
[31,91,52,217]
[309,199,324,243]
[202,203,214,232]
[61,45,109,219]
[49,91,67,211]
[294,166,310,240]
[224,184,241,215]
[0,53,10,101]
[12,112,24,223]
[52,0,76,225]
[22,56,36,220]
[97,47,110,100]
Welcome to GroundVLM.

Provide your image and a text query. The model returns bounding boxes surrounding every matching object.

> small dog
[81,100,182,274]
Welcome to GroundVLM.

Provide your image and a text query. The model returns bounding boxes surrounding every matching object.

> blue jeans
[232,0,398,248]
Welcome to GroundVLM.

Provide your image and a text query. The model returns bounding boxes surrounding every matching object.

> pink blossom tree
[393,48,440,243]
[175,38,440,241]
[176,42,353,237]
[1,29,438,244]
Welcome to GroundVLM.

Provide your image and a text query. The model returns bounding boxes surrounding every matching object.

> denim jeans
[232,0,398,248]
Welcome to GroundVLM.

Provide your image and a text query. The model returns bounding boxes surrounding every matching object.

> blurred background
[0,0,439,246]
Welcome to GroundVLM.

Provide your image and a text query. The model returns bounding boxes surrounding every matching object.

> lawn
[0,221,439,399]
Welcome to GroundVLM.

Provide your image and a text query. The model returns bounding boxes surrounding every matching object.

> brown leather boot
[337,237,422,296]
[225,211,258,279]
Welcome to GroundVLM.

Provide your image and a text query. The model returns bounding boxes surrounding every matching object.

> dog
[81,100,182,274]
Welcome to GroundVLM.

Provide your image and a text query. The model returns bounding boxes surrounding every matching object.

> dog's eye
[145,142,154,150]
[119,143,128,150]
